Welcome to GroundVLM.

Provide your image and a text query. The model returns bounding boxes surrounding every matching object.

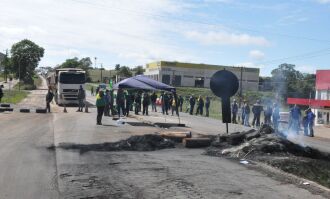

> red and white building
[315,70,330,125]
[287,70,330,125]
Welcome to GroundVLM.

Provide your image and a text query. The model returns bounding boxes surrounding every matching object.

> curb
[0,103,11,108]
[20,108,30,113]
[36,108,47,113]
[0,107,14,112]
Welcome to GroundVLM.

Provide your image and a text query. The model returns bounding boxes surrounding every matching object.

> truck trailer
[47,68,86,105]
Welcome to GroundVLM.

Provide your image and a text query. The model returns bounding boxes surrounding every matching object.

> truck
[47,68,86,105]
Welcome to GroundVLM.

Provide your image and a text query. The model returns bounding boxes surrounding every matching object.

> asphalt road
[0,113,59,199]
[0,82,329,198]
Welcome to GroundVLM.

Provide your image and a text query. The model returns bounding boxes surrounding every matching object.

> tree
[57,57,93,82]
[1,51,12,82]
[115,64,120,71]
[10,39,44,83]
[118,66,132,77]
[271,63,314,100]
[132,65,145,75]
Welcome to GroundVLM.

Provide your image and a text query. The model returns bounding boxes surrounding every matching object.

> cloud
[0,0,197,67]
[249,50,265,60]
[184,31,270,46]
[235,62,264,69]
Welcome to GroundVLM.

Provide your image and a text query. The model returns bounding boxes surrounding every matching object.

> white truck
[47,68,86,105]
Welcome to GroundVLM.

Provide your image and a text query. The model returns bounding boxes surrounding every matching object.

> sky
[0,0,330,76]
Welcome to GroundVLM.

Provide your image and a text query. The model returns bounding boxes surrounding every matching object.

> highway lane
[0,113,59,199]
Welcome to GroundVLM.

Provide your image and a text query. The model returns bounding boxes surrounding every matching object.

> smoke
[278,121,306,148]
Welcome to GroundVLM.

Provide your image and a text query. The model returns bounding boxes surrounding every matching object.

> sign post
[210,70,239,134]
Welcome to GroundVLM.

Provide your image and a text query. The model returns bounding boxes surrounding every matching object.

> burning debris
[56,134,175,153]
[205,124,330,188]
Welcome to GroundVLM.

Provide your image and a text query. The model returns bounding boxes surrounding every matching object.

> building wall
[144,61,259,91]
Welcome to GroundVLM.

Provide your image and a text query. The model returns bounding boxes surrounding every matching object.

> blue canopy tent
[113,76,155,90]
[113,75,175,92]
[113,75,182,124]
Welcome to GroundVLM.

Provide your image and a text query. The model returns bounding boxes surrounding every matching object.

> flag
[109,79,113,89]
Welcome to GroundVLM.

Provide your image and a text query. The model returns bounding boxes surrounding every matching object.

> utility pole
[100,63,103,83]
[238,67,243,122]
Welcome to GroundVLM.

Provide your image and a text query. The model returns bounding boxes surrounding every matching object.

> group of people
[95,88,161,125]
[231,99,315,137]
[288,105,315,137]
[186,95,211,117]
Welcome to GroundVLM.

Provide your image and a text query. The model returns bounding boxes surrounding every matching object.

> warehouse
[143,61,260,91]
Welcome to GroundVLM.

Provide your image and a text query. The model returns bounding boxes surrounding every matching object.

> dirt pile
[205,124,330,188]
[56,134,175,153]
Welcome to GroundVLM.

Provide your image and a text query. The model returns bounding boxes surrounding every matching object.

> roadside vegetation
[1,90,28,104]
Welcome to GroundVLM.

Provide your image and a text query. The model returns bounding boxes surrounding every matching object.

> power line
[255,47,330,65]
[69,0,330,44]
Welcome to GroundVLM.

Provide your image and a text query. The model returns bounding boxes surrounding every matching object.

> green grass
[0,75,4,82]
[14,82,36,90]
[1,90,28,104]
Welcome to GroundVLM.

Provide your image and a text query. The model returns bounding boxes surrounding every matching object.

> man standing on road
[103,89,111,116]
[116,88,126,117]
[244,101,250,127]
[91,86,94,96]
[179,95,184,112]
[77,85,86,112]
[0,85,4,103]
[96,90,106,125]
[306,108,315,137]
[134,92,142,115]
[150,92,157,112]
[142,92,150,115]
[272,103,280,133]
[189,95,196,115]
[290,104,301,134]
[264,103,273,125]
[161,92,169,115]
[195,96,204,115]
[125,91,131,116]
[231,99,238,123]
[252,100,263,127]
[205,96,210,117]
[45,88,54,113]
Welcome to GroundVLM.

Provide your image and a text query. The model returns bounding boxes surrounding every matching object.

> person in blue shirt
[306,108,315,137]
[272,103,280,133]
[289,104,301,135]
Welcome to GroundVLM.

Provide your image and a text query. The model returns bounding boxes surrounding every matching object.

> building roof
[316,70,330,90]
[146,61,259,73]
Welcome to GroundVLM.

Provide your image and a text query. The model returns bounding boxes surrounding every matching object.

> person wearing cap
[231,99,238,123]
[77,85,86,112]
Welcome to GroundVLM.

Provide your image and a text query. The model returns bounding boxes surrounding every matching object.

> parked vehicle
[47,68,86,105]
